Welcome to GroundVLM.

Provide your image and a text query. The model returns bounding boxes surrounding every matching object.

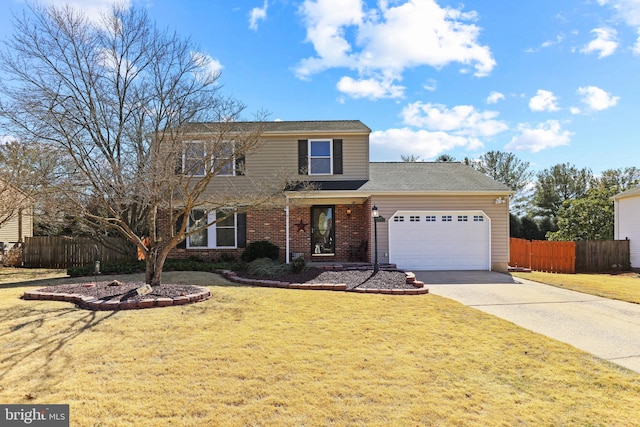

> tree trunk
[144,245,169,286]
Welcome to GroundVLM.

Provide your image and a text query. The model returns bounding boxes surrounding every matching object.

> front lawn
[2,271,640,426]
[512,271,640,304]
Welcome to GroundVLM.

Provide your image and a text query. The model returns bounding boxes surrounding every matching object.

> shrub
[2,247,23,267]
[246,258,289,277]
[241,241,279,263]
[290,256,306,274]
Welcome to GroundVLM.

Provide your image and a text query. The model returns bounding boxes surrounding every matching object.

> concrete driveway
[416,271,640,374]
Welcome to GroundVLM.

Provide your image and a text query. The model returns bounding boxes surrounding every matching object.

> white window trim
[308,139,333,175]
[187,209,238,249]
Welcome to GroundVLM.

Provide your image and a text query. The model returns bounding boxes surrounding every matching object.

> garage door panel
[389,210,489,271]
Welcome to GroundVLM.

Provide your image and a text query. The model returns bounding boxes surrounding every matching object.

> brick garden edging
[21,285,211,311]
[219,269,429,295]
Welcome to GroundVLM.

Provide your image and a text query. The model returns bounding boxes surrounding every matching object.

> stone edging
[21,285,211,311]
[219,270,429,295]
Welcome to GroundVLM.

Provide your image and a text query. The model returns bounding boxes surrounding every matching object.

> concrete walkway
[416,271,640,374]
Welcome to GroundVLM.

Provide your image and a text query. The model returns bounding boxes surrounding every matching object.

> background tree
[547,187,615,241]
[400,154,422,162]
[529,163,592,224]
[593,167,640,193]
[0,3,293,285]
[435,154,456,162]
[467,151,533,215]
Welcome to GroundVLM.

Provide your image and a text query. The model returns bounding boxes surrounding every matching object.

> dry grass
[0,267,68,284]
[512,271,640,304]
[2,270,640,426]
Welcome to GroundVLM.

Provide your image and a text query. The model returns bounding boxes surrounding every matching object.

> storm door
[311,205,335,255]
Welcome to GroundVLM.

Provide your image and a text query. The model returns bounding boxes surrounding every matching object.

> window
[187,209,237,248]
[442,215,452,222]
[474,215,484,222]
[309,139,332,175]
[410,215,420,222]
[182,140,241,176]
[425,215,436,222]
[393,216,405,222]
[457,215,468,222]
[183,141,206,176]
[212,141,235,176]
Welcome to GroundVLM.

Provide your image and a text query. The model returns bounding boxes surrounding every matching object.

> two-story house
[170,120,512,272]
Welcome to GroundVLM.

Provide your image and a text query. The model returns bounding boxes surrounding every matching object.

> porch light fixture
[495,196,506,204]
[346,207,352,217]
[371,205,385,273]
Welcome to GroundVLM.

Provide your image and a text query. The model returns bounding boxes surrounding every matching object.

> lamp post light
[372,205,385,273]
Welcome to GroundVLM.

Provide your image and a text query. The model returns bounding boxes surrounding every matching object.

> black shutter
[176,213,186,249]
[237,213,247,248]
[235,155,245,176]
[333,139,343,175]
[175,153,183,174]
[298,140,308,175]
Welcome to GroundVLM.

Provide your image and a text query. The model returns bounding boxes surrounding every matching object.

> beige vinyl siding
[370,195,510,271]
[0,207,33,244]
[203,133,369,196]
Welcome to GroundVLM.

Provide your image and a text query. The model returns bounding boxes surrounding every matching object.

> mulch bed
[22,268,426,311]
[237,267,417,290]
[34,280,205,302]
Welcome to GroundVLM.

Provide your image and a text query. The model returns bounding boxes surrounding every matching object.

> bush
[246,258,289,277]
[290,256,306,274]
[241,241,279,263]
[2,247,23,267]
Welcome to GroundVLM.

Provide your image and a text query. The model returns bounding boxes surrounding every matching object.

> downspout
[285,198,290,264]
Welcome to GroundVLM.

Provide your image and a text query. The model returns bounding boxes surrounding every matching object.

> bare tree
[0,3,293,285]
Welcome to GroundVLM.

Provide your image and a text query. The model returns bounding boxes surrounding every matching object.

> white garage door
[389,210,490,271]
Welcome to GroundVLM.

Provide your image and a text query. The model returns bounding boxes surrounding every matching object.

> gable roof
[612,185,640,200]
[183,120,371,135]
[359,162,512,194]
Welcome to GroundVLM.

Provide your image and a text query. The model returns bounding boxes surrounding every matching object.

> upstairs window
[298,139,343,175]
[183,141,206,176]
[182,140,243,176]
[309,139,332,175]
[212,141,235,176]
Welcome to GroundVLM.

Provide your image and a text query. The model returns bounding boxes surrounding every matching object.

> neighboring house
[0,180,34,247]
[613,186,640,269]
[169,120,513,272]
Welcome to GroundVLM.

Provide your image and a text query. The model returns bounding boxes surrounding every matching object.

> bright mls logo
[1,405,69,426]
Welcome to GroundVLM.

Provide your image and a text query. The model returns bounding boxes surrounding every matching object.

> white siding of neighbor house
[203,133,369,197]
[615,196,640,268]
[369,195,510,272]
[0,207,34,244]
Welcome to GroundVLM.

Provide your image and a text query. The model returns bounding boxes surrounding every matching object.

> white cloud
[529,89,560,112]
[370,128,482,159]
[581,27,619,58]
[577,86,620,111]
[296,0,495,99]
[598,0,640,27]
[249,1,268,31]
[190,51,223,82]
[401,102,507,138]
[505,120,573,152]
[486,91,505,104]
[423,79,437,92]
[336,76,405,99]
[39,0,131,23]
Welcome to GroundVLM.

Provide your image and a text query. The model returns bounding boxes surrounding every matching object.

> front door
[311,205,335,255]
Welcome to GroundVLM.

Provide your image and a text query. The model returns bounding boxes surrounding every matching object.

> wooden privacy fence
[510,238,575,273]
[23,236,135,269]
[575,240,630,273]
[510,238,630,274]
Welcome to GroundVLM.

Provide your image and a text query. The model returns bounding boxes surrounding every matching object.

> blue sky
[1,0,638,174]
